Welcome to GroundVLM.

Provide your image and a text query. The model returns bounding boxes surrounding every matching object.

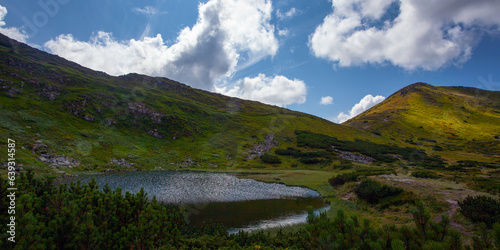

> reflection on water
[61,171,327,232]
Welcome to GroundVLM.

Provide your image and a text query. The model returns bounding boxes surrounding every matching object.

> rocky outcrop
[127,101,164,124]
[0,79,23,98]
[39,91,60,100]
[246,134,279,159]
[104,118,117,126]
[64,96,96,121]
[332,147,374,164]
[147,129,165,139]
[109,158,135,168]
[31,140,79,168]
[84,115,94,122]
[39,154,80,168]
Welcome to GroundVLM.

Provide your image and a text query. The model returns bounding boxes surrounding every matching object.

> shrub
[459,195,500,227]
[471,177,500,195]
[355,179,403,204]
[378,191,418,209]
[411,170,440,179]
[329,173,358,187]
[275,148,300,156]
[260,154,282,164]
[299,157,322,164]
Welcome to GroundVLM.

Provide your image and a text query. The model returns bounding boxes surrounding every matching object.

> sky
[1,0,500,123]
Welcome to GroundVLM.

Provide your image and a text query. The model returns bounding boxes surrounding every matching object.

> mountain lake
[59,171,328,233]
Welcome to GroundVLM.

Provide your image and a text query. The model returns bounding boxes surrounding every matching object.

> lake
[60,171,327,233]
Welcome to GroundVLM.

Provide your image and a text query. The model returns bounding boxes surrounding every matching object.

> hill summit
[345,82,500,162]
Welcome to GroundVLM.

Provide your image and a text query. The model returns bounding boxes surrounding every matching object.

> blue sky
[1,0,500,123]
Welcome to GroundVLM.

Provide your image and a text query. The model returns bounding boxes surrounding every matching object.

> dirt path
[434,199,474,236]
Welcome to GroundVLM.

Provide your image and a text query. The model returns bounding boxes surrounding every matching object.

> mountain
[1,33,498,174]
[344,82,500,163]
[0,34,378,172]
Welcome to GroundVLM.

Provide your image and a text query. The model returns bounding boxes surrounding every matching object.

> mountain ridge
[0,33,377,173]
[0,33,498,174]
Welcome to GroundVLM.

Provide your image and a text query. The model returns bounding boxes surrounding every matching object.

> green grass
[1,34,383,176]
[345,83,500,164]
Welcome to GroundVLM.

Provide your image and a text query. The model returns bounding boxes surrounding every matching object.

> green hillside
[0,34,378,174]
[344,82,500,163]
[1,33,498,176]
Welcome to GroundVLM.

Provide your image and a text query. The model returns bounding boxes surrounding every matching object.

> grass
[1,33,499,244]
[344,83,500,164]
[1,34,384,176]
[220,164,497,244]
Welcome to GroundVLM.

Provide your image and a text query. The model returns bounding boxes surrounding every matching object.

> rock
[128,101,164,123]
[39,91,60,100]
[333,148,374,164]
[32,143,48,154]
[40,154,80,168]
[147,129,165,139]
[6,87,21,98]
[246,133,279,159]
[109,158,134,168]
[104,118,116,126]
[84,115,94,122]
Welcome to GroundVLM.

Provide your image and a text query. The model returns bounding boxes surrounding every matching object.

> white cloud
[0,5,28,43]
[309,0,500,71]
[277,7,297,20]
[133,6,166,15]
[320,96,333,105]
[278,28,289,36]
[45,0,279,92]
[335,94,385,123]
[216,74,306,107]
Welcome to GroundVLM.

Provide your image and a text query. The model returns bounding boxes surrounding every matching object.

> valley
[0,33,499,249]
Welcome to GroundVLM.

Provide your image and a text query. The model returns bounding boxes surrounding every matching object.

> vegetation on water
[2,172,500,249]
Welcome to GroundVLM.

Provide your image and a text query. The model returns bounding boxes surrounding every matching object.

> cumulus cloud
[320,96,334,105]
[216,74,306,107]
[335,94,385,123]
[278,28,289,36]
[45,0,280,92]
[133,6,166,15]
[0,5,28,43]
[277,7,297,20]
[309,0,500,70]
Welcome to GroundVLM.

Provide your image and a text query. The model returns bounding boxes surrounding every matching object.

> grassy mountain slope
[344,82,500,163]
[0,34,380,173]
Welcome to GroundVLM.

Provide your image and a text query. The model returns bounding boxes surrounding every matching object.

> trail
[434,199,474,236]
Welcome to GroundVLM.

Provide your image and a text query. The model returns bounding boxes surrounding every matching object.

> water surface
[62,171,326,232]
